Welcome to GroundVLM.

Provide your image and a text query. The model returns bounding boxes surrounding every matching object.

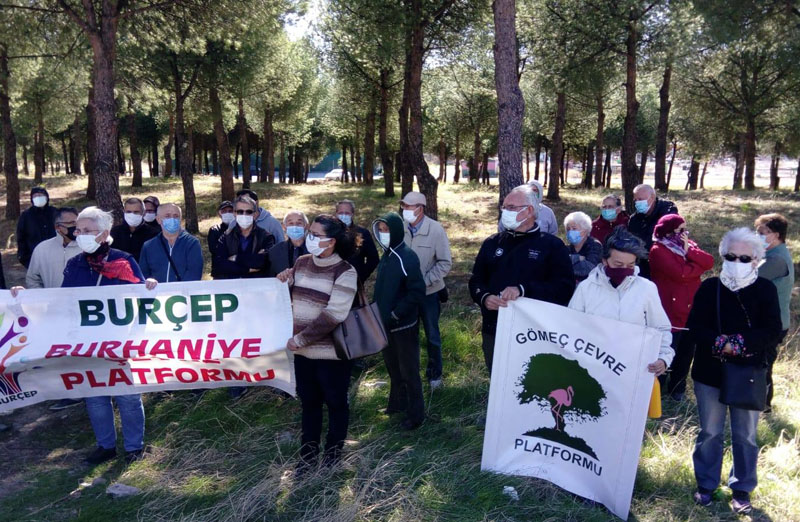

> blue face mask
[566,230,583,245]
[634,200,650,214]
[162,218,181,234]
[601,208,617,221]
[337,214,352,226]
[286,226,306,241]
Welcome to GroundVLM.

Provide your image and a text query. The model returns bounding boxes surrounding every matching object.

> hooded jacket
[16,188,58,268]
[372,212,426,332]
[568,264,674,365]
[255,208,285,243]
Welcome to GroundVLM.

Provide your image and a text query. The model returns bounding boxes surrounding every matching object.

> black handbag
[716,281,767,411]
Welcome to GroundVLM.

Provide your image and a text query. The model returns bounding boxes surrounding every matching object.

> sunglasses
[723,253,753,263]
[235,209,255,215]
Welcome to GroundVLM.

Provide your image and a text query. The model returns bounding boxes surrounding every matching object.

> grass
[0,173,799,521]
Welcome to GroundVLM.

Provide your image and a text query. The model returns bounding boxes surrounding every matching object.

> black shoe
[124,450,144,464]
[400,418,423,430]
[322,448,343,468]
[49,399,83,411]
[85,446,117,465]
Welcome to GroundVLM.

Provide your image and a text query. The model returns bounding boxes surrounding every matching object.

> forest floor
[0,174,799,521]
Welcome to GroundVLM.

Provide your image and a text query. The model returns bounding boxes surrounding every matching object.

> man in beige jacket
[401,192,452,389]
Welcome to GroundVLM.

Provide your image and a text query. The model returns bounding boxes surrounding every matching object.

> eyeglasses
[307,233,329,241]
[723,253,753,263]
[235,209,255,215]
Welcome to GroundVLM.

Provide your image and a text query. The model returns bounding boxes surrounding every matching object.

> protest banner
[0,279,294,412]
[481,298,661,520]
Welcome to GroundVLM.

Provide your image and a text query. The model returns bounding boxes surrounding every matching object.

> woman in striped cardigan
[277,215,361,471]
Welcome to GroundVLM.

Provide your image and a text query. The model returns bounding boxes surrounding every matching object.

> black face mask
[64,226,77,241]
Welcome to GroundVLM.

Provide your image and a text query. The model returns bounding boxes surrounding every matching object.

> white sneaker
[429,379,443,390]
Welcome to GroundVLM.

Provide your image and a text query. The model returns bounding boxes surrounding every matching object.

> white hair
[283,210,309,226]
[633,184,655,198]
[526,180,544,203]
[719,227,765,261]
[509,185,540,217]
[564,211,592,232]
[77,206,114,233]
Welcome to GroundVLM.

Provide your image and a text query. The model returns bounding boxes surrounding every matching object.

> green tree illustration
[516,353,607,432]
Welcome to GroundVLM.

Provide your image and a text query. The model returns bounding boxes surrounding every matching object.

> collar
[408,216,425,236]
[312,252,343,267]
[505,223,540,238]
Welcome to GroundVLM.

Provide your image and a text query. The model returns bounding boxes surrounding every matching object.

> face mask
[501,209,523,230]
[162,218,181,234]
[379,232,391,248]
[402,209,418,223]
[305,235,326,256]
[634,200,650,214]
[221,213,235,225]
[722,260,755,280]
[143,212,157,223]
[287,226,306,241]
[236,214,254,229]
[601,209,617,222]
[566,230,583,245]
[605,266,635,288]
[63,226,77,241]
[124,212,143,227]
[337,214,352,226]
[32,195,48,208]
[759,234,770,248]
[77,233,102,254]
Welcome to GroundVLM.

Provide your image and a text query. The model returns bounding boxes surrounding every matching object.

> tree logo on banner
[0,313,31,398]
[516,354,607,459]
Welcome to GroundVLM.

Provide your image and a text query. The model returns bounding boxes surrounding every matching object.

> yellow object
[648,378,662,418]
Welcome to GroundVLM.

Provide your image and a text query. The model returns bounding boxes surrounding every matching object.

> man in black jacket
[469,185,575,373]
[627,184,678,278]
[16,187,58,268]
[110,197,159,262]
[336,199,379,285]
[208,200,234,262]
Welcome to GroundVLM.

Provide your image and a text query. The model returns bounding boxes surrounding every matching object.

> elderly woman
[590,194,629,243]
[277,215,360,471]
[686,228,782,514]
[649,214,714,401]
[267,210,310,276]
[564,211,602,282]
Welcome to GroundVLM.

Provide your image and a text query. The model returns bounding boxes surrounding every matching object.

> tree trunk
[151,140,159,178]
[493,0,525,204]
[584,144,594,188]
[61,134,70,174]
[438,135,446,182]
[363,97,376,185]
[594,96,605,187]
[769,141,781,190]
[237,97,250,189]
[0,44,20,218]
[116,131,125,175]
[547,92,565,201]
[481,151,490,185]
[211,141,218,175]
[454,133,461,183]
[744,118,756,190]
[293,146,303,184]
[471,128,481,183]
[86,90,97,199]
[128,113,142,187]
[354,119,362,183]
[173,62,199,234]
[666,140,677,190]
[604,147,611,188]
[207,85,233,200]
[278,135,286,183]
[34,105,45,183]
[22,144,29,176]
[733,133,745,189]
[794,157,799,192]
[163,109,174,178]
[561,146,567,186]
[686,156,698,190]
[204,145,210,175]
[535,137,541,181]
[233,141,240,179]
[621,21,640,212]
[700,160,708,189]
[638,147,648,184]
[544,144,549,178]
[262,108,272,183]
[70,114,82,176]
[378,69,394,197]
[341,143,349,183]
[525,147,530,182]
[654,63,672,191]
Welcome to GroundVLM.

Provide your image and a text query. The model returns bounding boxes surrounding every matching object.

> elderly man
[213,194,275,280]
[139,203,203,283]
[110,197,159,262]
[236,189,284,242]
[143,195,161,231]
[590,194,630,243]
[16,186,59,268]
[401,191,452,388]
[627,184,677,279]
[268,210,310,276]
[335,199,379,285]
[498,180,558,235]
[26,207,82,289]
[469,185,575,373]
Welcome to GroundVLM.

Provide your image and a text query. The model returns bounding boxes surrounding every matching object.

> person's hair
[336,199,356,214]
[283,210,309,226]
[123,197,145,212]
[602,194,621,207]
[314,214,362,259]
[234,195,258,212]
[157,202,182,217]
[508,185,540,217]
[56,207,79,224]
[755,213,788,242]
[719,227,765,261]
[633,184,655,198]
[144,195,160,208]
[236,189,258,202]
[77,206,114,233]
[564,211,592,232]
[603,226,647,259]
[526,180,544,202]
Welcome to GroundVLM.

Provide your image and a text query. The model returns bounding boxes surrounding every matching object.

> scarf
[719,264,758,292]
[85,243,141,284]
[657,234,687,258]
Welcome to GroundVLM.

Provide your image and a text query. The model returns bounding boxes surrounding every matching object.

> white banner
[481,298,660,520]
[0,279,295,412]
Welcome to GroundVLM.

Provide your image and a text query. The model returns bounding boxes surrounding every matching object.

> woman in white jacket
[569,227,674,374]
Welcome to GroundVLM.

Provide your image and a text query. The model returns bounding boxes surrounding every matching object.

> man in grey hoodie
[236,189,284,242]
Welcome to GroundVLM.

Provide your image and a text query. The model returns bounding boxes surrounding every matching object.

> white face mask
[379,232,391,248]
[143,212,157,222]
[221,213,235,225]
[32,195,48,208]
[124,212,143,227]
[305,235,326,256]
[77,233,102,254]
[722,260,755,280]
[402,209,418,223]
[236,214,254,229]
[501,209,523,230]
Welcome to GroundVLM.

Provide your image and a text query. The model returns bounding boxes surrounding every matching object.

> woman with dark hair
[569,227,674,377]
[276,215,361,471]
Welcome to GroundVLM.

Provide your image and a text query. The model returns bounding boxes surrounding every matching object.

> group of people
[2,179,795,514]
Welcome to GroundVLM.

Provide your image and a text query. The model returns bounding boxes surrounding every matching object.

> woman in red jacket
[650,214,714,400]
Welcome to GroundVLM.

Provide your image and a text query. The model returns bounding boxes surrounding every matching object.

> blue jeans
[693,381,759,493]
[420,292,443,380]
[84,394,145,452]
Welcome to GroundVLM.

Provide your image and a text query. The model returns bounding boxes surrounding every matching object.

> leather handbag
[332,286,388,360]
[715,281,768,411]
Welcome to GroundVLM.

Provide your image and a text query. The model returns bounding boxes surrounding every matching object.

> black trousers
[294,354,353,462]
[481,325,496,374]
[382,323,425,424]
